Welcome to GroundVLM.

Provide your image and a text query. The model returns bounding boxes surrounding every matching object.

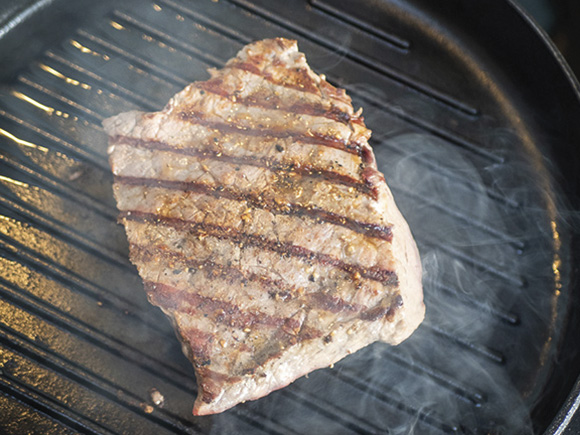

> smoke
[207,128,571,434]
[341,129,566,434]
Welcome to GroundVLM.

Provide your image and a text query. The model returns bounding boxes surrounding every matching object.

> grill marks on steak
[115,176,389,239]
[104,37,424,415]
[123,221,390,309]
[109,145,388,232]
[121,210,397,284]
[111,136,374,196]
[114,183,393,264]
[193,71,359,125]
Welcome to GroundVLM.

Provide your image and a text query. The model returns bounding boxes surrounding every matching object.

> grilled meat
[103,38,424,415]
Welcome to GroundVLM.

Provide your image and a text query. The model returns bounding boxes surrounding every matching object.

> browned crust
[226,61,321,95]
[146,281,305,332]
[132,243,394,317]
[194,80,355,125]
[144,277,403,400]
[115,176,391,240]
[111,135,377,198]
[225,62,352,106]
[121,211,398,285]
[176,111,364,154]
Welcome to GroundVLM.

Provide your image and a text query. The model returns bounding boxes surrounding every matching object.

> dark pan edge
[502,1,580,433]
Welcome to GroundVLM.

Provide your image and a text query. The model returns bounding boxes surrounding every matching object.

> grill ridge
[0,279,196,392]
[0,189,131,270]
[112,9,224,69]
[76,29,190,87]
[383,351,486,406]
[0,108,110,168]
[158,0,254,44]
[376,135,519,208]
[45,51,161,111]
[431,281,520,326]
[0,324,199,434]
[0,232,165,328]
[423,323,506,364]
[390,184,524,248]
[0,149,115,218]
[330,368,460,433]
[420,238,525,287]
[0,376,113,435]
[18,76,106,123]
[309,0,411,51]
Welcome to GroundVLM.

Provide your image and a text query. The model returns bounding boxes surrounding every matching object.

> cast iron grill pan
[0,0,578,433]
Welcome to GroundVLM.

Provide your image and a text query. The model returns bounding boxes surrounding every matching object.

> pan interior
[0,0,576,434]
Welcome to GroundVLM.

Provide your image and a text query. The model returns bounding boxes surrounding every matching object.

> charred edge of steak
[122,211,398,285]
[195,367,241,404]
[159,311,214,370]
[115,176,391,240]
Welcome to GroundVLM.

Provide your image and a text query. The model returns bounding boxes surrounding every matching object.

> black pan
[0,0,578,433]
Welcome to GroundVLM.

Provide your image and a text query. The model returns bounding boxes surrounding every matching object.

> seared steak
[103,38,424,416]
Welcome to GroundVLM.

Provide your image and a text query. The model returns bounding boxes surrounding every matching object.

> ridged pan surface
[0,0,575,433]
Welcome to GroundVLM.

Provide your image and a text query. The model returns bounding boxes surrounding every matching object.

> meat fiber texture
[103,38,424,415]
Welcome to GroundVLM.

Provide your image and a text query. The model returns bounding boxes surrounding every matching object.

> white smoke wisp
[208,127,569,434]
[359,130,562,434]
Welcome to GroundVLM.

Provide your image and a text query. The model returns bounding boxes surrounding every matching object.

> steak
[103,38,425,416]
